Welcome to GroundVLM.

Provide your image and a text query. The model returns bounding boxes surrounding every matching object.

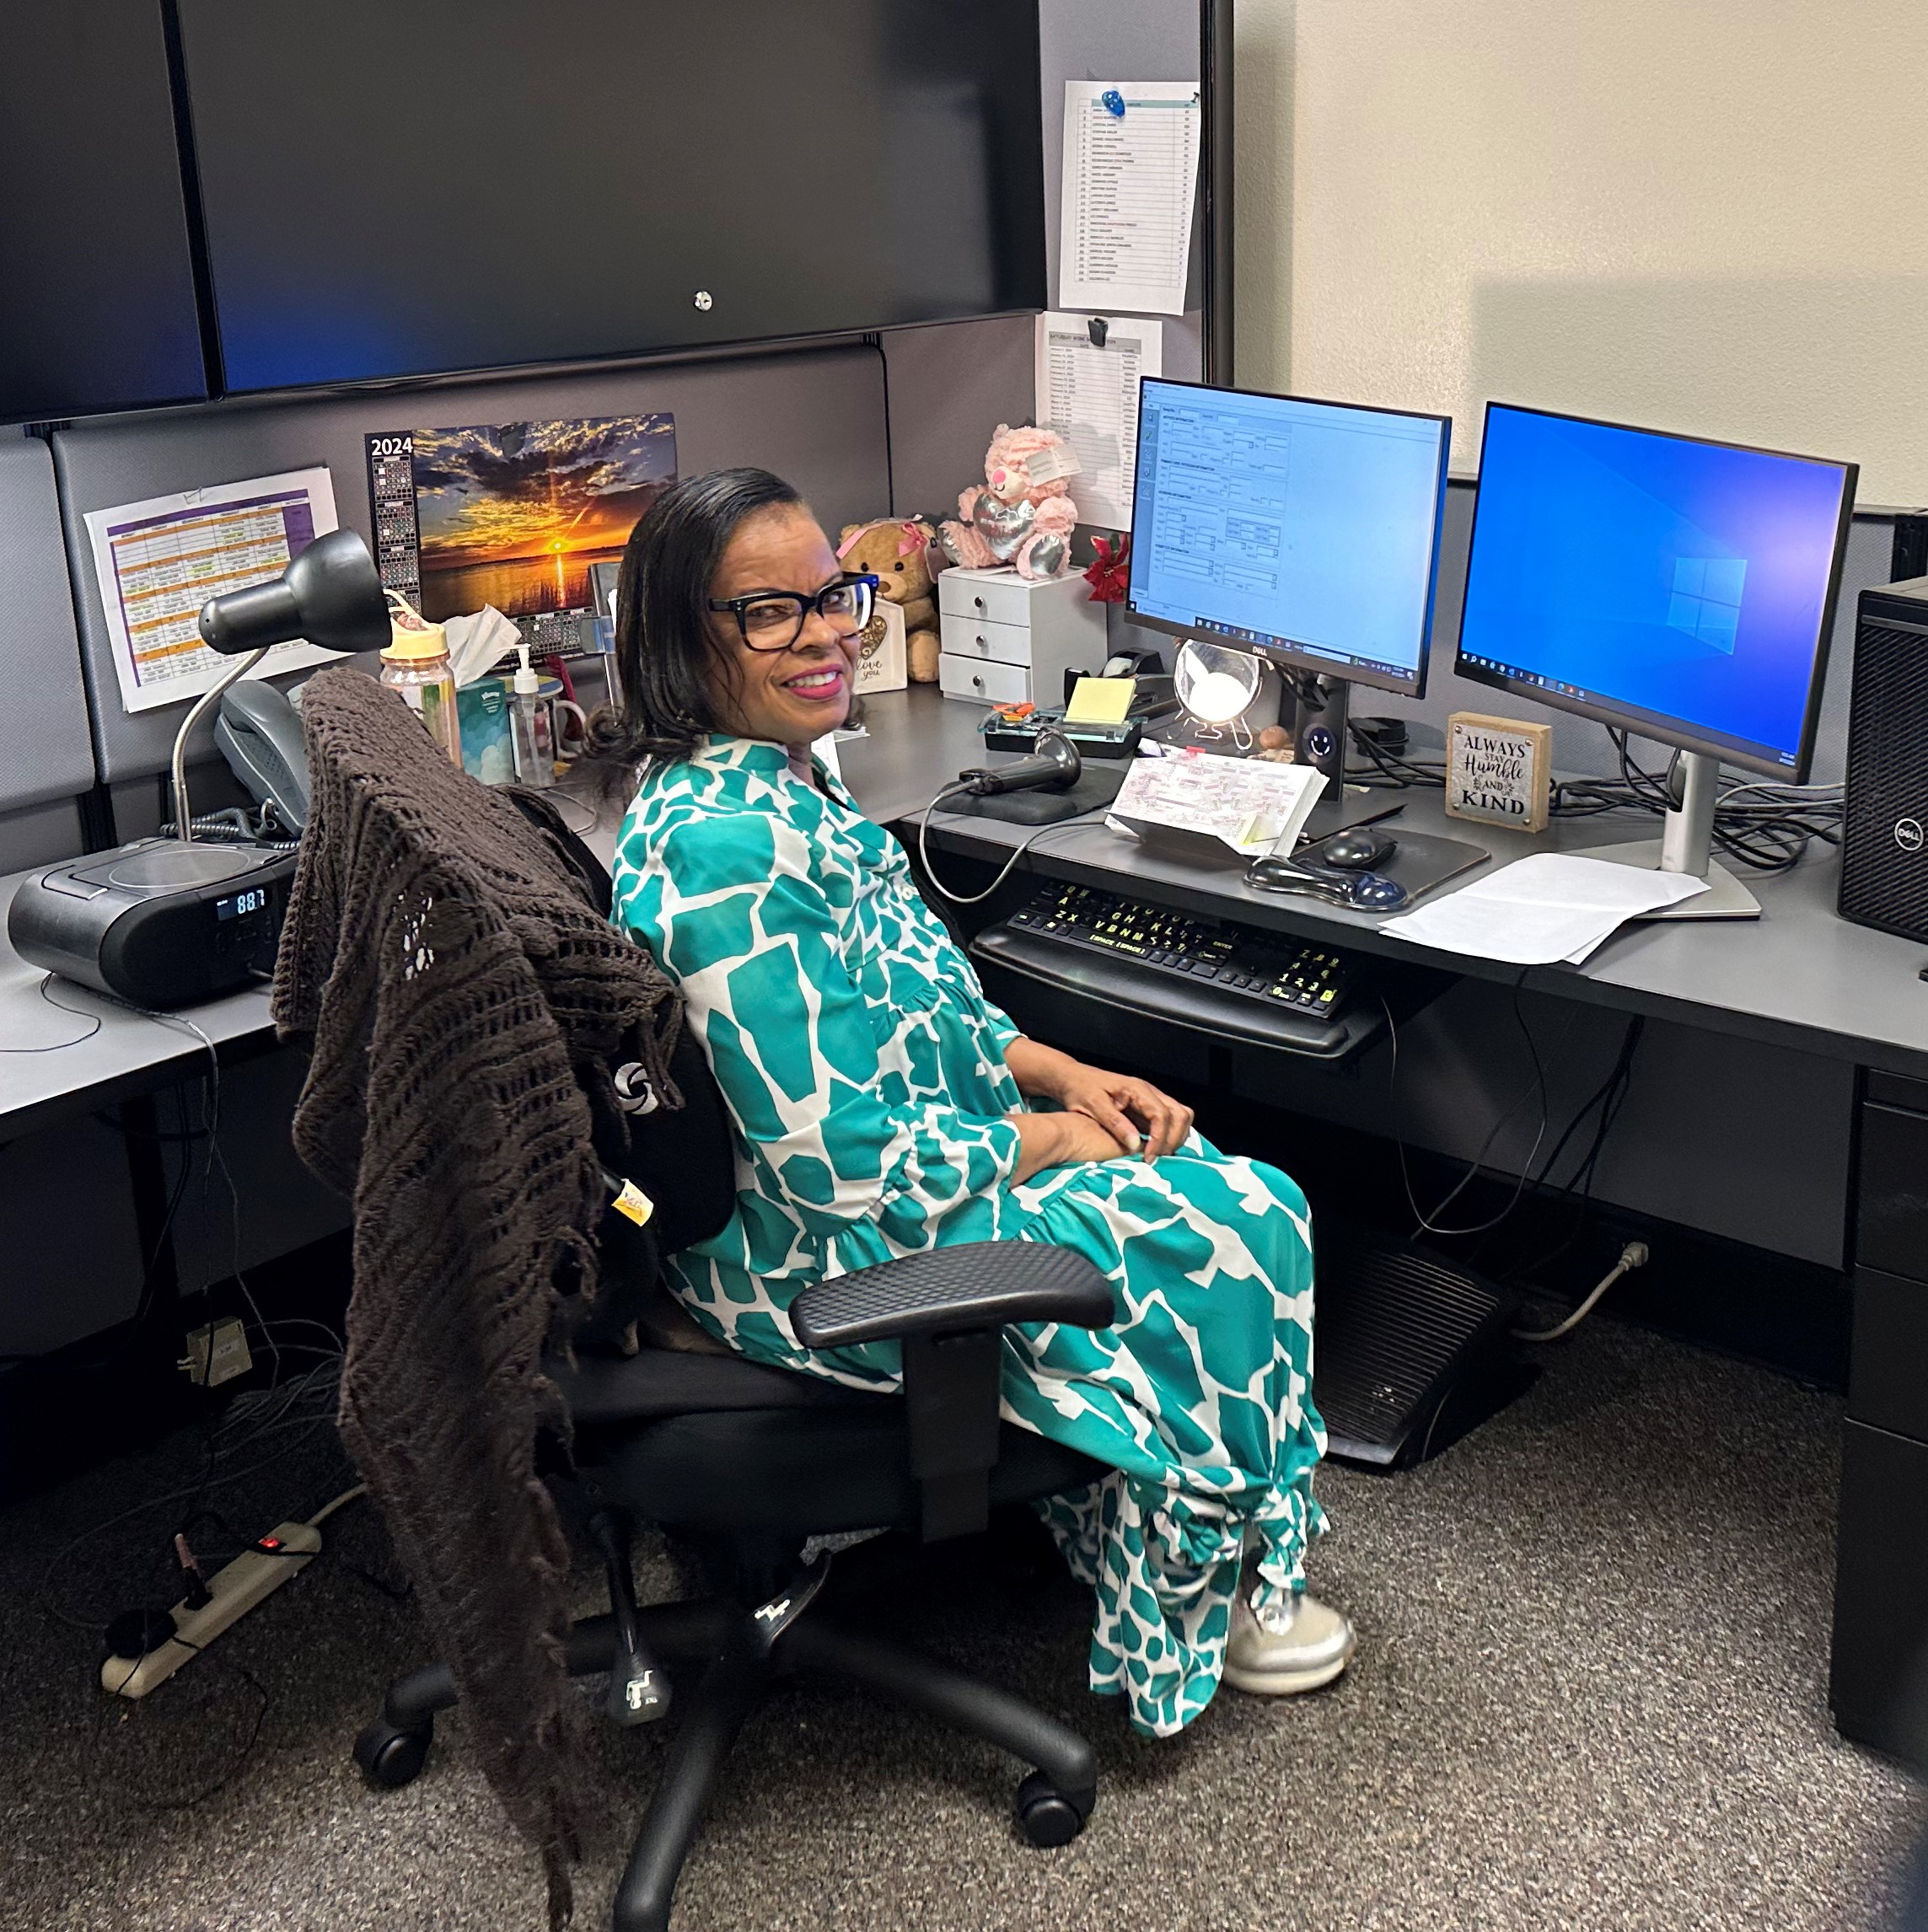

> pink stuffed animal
[938,422,1081,579]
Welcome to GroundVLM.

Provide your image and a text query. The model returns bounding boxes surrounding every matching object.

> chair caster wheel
[1014,1769,1089,1848]
[353,1715,433,1789]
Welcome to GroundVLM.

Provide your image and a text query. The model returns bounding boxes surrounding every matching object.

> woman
[602,468,1351,1736]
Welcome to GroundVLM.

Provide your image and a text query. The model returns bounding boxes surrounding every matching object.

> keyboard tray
[969,923,1386,1060]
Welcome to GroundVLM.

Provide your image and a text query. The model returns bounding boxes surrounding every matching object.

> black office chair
[347,796,1117,1932]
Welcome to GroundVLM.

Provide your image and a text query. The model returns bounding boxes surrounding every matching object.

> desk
[8,684,1927,1757]
[873,683,1928,1765]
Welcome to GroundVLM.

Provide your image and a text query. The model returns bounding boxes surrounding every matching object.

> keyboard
[1001,882,1356,1022]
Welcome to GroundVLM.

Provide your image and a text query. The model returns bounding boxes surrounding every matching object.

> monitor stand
[1575,750,1761,920]
[1290,672,1405,840]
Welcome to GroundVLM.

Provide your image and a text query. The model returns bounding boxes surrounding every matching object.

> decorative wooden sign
[1446,711,1553,833]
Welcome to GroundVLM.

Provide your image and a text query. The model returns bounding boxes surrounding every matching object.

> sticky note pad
[1066,676,1136,724]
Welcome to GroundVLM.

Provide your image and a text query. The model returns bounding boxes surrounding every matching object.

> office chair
[346,792,1116,1932]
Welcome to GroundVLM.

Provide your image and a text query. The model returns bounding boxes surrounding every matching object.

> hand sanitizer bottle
[509,641,556,788]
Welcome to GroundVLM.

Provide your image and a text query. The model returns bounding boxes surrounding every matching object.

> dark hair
[583,465,804,775]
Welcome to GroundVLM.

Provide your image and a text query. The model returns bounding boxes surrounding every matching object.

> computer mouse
[1318,826,1396,871]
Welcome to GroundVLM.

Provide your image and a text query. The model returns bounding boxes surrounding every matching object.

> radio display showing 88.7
[216,887,272,922]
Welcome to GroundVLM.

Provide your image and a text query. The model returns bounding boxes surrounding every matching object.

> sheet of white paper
[84,467,341,715]
[1034,311,1163,529]
[1108,747,1325,855]
[1059,82,1201,317]
[1382,853,1711,965]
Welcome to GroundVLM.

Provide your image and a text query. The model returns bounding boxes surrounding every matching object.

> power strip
[100,1521,322,1700]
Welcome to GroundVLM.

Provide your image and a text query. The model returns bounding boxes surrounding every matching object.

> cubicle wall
[52,343,893,797]
[0,435,96,872]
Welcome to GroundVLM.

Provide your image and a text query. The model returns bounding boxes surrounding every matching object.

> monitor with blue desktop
[1456,401,1856,915]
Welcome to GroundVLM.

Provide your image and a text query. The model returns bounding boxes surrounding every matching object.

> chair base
[356,1596,1098,1932]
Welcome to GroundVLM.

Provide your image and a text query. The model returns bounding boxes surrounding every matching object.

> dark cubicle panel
[0,1,209,423]
[52,344,893,786]
[172,0,1046,394]
[0,438,97,819]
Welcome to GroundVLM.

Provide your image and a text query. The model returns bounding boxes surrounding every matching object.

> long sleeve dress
[610,734,1328,1736]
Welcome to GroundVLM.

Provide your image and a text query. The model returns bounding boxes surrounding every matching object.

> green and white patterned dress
[611,735,1327,1735]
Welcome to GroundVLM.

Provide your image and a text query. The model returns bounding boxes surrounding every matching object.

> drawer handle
[973,596,985,609]
[972,674,984,689]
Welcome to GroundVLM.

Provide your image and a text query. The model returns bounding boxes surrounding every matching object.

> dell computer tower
[1839,577,1928,942]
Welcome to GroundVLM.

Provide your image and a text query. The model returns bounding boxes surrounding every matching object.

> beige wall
[1238,1,1928,505]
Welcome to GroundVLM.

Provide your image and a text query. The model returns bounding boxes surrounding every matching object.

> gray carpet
[4,1320,1919,1932]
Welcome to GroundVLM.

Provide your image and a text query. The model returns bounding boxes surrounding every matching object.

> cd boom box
[1839,577,1928,942]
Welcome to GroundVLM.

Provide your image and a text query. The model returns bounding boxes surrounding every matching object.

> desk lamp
[9,530,391,1006]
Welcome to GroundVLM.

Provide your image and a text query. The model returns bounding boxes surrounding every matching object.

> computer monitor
[1455,401,1855,915]
[1456,403,1855,782]
[1125,378,1453,701]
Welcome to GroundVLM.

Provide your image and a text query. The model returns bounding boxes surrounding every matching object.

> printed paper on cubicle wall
[1035,312,1163,530]
[84,467,341,715]
[1059,82,1200,317]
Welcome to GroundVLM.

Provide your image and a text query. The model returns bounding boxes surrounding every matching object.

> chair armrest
[792,1242,1114,1351]
[792,1242,1115,1545]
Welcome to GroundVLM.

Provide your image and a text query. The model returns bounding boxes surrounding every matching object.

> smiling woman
[599,468,1355,1737]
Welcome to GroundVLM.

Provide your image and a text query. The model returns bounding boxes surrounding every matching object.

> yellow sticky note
[611,1180,655,1227]
[1066,676,1136,724]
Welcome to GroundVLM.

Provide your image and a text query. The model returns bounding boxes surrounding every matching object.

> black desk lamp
[172,528,390,845]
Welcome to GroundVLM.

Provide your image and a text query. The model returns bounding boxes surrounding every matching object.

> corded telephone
[215,680,311,833]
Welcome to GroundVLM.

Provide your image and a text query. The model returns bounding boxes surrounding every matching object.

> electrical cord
[916,783,1108,907]
[1381,976,1573,1239]
[0,974,105,1053]
[1514,1240,1651,1341]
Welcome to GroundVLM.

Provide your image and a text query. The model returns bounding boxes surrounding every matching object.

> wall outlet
[180,1318,252,1388]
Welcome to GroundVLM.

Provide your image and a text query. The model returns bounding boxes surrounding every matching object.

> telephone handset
[216,679,311,833]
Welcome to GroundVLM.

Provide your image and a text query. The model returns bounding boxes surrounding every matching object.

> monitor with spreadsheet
[1455,403,1855,779]
[1125,378,1453,698]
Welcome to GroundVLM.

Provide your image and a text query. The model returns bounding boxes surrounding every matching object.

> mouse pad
[1298,826,1490,904]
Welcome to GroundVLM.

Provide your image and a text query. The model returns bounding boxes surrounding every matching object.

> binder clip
[1087,317,1109,349]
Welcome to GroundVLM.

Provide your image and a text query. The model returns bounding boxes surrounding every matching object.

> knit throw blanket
[272,667,680,1919]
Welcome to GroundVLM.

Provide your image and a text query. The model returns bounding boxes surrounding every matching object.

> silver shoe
[1223,1581,1356,1696]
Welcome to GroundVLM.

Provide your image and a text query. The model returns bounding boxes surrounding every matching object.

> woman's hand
[1009,1108,1137,1184]
[1003,1037,1195,1162]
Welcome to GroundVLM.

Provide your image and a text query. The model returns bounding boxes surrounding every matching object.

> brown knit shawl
[271,666,679,1919]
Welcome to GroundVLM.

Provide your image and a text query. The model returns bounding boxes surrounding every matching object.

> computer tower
[1839,577,1928,942]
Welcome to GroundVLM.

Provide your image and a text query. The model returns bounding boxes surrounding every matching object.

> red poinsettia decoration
[1083,532,1130,604]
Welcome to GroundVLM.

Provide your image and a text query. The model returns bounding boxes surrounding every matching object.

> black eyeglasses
[706,573,878,652]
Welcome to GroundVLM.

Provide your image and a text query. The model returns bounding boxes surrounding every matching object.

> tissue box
[458,679,515,784]
[852,599,906,696]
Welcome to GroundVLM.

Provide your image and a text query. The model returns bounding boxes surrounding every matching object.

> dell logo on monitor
[1896,818,1925,853]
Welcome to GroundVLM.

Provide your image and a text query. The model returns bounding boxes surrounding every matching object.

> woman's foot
[1223,1581,1355,1696]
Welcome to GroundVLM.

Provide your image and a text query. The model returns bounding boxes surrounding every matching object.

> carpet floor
[3,1318,1917,1932]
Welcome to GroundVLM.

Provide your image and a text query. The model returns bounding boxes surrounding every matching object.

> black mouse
[1318,826,1396,871]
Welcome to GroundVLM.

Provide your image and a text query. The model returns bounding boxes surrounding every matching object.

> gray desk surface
[886,686,1928,1083]
[10,682,1927,1137]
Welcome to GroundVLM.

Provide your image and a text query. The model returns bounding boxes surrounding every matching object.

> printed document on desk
[84,468,341,714]
[1035,311,1162,529]
[1059,83,1200,317]
[1109,747,1325,856]
[1382,853,1710,965]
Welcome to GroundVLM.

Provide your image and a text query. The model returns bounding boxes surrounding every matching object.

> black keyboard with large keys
[970,881,1378,1060]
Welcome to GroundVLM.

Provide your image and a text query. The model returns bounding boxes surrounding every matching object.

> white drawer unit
[937,566,1109,706]
[939,653,1031,706]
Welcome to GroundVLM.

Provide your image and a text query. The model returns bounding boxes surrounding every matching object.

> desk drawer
[939,614,1031,666]
[1832,1418,1928,1763]
[1850,1267,1928,1439]
[1859,1101,1928,1284]
[939,654,1029,706]
[939,570,1034,628]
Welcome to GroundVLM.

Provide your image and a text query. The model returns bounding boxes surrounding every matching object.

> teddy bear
[837,515,942,682]
[938,422,1081,580]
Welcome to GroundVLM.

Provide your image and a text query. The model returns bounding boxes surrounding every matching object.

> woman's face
[706,506,857,745]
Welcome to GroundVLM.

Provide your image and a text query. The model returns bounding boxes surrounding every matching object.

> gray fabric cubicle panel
[0,435,95,812]
[53,344,890,783]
